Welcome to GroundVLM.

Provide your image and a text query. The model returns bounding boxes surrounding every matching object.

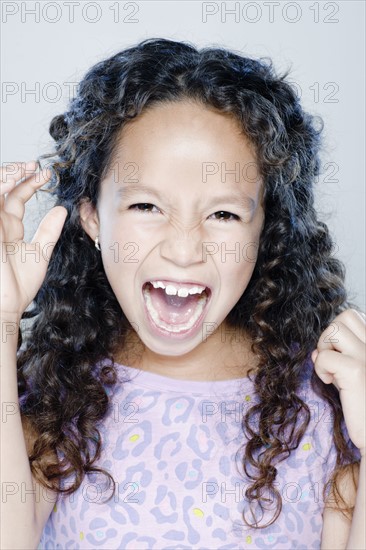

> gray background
[1,0,365,309]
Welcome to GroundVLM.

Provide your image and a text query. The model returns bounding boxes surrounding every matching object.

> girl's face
[80,100,264,360]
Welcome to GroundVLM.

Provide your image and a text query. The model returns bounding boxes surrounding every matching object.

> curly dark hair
[16,37,361,528]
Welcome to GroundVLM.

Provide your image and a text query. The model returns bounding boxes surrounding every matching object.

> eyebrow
[116,184,255,210]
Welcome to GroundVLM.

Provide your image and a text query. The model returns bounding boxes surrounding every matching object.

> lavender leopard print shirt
[39,358,357,549]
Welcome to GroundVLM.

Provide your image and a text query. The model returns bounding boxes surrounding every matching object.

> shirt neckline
[109,360,254,396]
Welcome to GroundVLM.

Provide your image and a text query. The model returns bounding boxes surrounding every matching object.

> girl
[1,38,365,549]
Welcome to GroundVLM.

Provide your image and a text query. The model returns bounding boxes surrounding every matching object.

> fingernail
[311,350,319,363]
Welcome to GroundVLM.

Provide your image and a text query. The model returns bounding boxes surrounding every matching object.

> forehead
[109,100,258,165]
[100,100,264,206]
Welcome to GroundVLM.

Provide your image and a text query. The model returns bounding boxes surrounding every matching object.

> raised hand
[311,308,366,457]
[0,161,68,321]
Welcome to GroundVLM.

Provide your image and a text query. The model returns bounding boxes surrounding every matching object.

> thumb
[31,205,68,264]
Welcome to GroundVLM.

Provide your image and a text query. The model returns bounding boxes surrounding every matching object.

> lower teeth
[143,286,207,333]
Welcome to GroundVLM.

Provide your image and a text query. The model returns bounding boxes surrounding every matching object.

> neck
[115,321,259,381]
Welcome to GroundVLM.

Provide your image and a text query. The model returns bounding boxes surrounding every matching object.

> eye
[209,211,241,222]
[128,203,161,214]
[128,204,241,222]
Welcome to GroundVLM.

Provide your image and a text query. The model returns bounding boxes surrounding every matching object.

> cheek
[99,224,155,292]
[215,222,262,268]
[213,226,262,300]
[101,243,141,276]
[220,250,258,288]
[101,211,158,251]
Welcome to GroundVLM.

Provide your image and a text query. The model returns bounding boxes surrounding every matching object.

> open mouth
[142,281,212,334]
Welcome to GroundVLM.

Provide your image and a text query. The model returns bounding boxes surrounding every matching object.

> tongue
[148,286,203,325]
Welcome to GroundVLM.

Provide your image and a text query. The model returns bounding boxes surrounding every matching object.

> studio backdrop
[1,0,365,308]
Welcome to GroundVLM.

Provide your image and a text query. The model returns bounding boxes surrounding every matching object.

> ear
[79,198,100,241]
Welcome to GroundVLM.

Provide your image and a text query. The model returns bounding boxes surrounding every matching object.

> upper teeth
[149,281,206,298]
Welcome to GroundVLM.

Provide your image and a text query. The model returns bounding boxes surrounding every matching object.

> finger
[340,309,366,344]
[316,319,365,357]
[0,160,38,185]
[0,161,39,208]
[3,168,53,219]
[313,349,361,390]
[327,308,366,344]
[30,205,68,264]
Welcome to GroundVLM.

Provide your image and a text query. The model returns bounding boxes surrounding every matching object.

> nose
[160,227,205,267]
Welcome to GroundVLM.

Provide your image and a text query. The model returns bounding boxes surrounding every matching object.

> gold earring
[95,235,101,251]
